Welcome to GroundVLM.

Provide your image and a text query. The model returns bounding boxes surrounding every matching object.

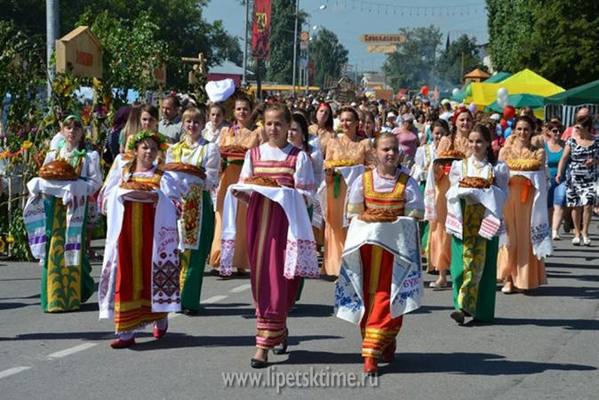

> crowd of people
[17,81,599,376]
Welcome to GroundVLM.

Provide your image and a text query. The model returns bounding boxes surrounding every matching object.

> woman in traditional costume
[445,125,508,325]
[202,103,229,144]
[321,107,373,277]
[288,112,324,301]
[98,130,182,348]
[412,119,450,264]
[335,133,424,375]
[209,96,263,274]
[221,104,318,368]
[24,115,103,312]
[308,102,336,149]
[497,116,551,294]
[424,108,472,288]
[165,107,219,315]
[118,104,157,155]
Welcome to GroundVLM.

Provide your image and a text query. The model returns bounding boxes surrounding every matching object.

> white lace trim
[283,239,319,279]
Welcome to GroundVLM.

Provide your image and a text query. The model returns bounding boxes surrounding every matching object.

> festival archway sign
[360,33,407,54]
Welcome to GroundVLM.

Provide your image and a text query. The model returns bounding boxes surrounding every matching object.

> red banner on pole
[251,0,272,60]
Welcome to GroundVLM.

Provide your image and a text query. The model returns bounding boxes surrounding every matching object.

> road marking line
[202,295,228,304]
[47,343,98,359]
[0,367,31,379]
[168,313,181,320]
[229,283,251,293]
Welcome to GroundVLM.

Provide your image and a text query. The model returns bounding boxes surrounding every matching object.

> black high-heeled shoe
[250,357,269,368]
[272,340,288,355]
[272,329,289,355]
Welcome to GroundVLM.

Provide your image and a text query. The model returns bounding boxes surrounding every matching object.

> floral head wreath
[128,130,169,151]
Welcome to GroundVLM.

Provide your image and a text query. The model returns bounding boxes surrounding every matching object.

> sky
[202,0,489,73]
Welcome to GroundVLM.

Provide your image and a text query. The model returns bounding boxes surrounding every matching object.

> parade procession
[1,1,599,399]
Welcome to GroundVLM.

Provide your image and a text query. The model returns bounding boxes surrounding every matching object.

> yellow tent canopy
[466,68,565,107]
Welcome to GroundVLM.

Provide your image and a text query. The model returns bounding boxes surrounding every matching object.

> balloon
[468,102,476,113]
[503,105,516,120]
[420,85,429,96]
[497,87,508,99]
[452,88,460,97]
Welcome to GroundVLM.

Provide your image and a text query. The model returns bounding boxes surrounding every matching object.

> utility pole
[242,0,250,86]
[292,0,299,95]
[46,0,59,99]
[461,51,465,83]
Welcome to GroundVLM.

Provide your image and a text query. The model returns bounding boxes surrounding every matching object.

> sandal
[501,282,513,294]
[429,280,450,290]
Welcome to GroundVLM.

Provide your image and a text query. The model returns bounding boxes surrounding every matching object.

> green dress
[450,200,498,322]
[41,196,95,312]
[168,139,218,312]
[38,149,100,312]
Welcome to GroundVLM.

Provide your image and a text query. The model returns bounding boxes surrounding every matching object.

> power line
[327,0,486,17]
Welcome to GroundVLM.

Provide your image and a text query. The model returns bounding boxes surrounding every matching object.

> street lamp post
[46,0,59,99]
[242,0,250,86]
[292,0,300,95]
[293,3,326,94]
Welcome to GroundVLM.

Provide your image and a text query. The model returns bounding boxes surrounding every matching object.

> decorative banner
[360,33,407,44]
[367,44,397,54]
[251,0,272,60]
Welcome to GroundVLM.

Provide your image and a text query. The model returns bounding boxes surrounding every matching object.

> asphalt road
[1,221,598,400]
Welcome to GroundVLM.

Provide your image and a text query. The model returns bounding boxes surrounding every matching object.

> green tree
[436,34,486,86]
[486,0,535,74]
[264,0,305,84]
[487,0,599,87]
[0,0,242,88]
[383,25,442,90]
[78,11,169,100]
[309,28,349,87]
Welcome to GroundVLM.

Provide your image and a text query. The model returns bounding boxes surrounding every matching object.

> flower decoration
[127,130,169,151]
[20,140,33,151]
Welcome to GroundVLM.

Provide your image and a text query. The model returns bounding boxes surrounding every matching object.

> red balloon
[503,105,516,120]
[420,85,429,96]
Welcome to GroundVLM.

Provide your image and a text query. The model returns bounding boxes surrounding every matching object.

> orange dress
[322,135,372,276]
[427,163,451,271]
[209,125,262,271]
[426,135,470,272]
[496,142,547,289]
[308,123,336,150]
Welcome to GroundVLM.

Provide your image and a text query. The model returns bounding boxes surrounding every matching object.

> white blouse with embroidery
[43,147,103,195]
[239,143,316,197]
[412,143,436,183]
[165,137,220,190]
[448,156,509,192]
[347,167,424,218]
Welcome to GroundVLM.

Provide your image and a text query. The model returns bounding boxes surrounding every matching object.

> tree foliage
[78,11,168,99]
[309,28,349,87]
[383,26,442,90]
[435,34,486,87]
[264,0,305,84]
[487,0,599,87]
[0,20,45,139]
[0,0,242,88]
